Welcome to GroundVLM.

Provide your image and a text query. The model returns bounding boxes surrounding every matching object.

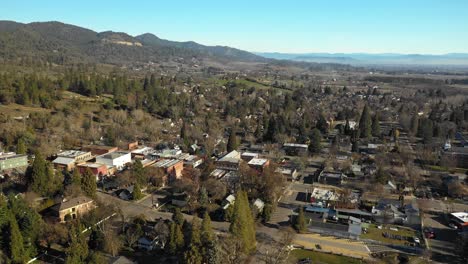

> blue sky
[2,0,468,54]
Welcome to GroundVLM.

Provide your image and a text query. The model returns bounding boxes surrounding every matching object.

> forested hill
[0,20,266,66]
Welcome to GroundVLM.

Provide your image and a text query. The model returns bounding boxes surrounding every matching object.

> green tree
[410,115,419,136]
[226,129,238,152]
[201,212,214,246]
[71,169,81,186]
[358,104,372,139]
[65,224,89,264]
[308,128,322,154]
[172,208,185,226]
[294,207,307,233]
[29,151,48,196]
[81,168,96,198]
[229,190,256,254]
[372,112,381,137]
[7,218,25,264]
[16,138,27,154]
[199,187,209,208]
[316,113,328,134]
[168,222,184,255]
[132,183,143,200]
[133,159,145,185]
[262,203,273,223]
[184,218,203,264]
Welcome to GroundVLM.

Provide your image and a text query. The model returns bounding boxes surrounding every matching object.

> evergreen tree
[316,113,328,134]
[132,183,143,200]
[201,212,214,246]
[372,112,381,137]
[172,208,185,226]
[65,225,89,264]
[71,169,81,186]
[358,104,372,139]
[421,119,433,144]
[229,190,256,254]
[29,151,48,196]
[168,222,184,255]
[294,207,306,233]
[263,116,277,142]
[133,159,145,185]
[184,218,203,264]
[16,138,26,154]
[199,187,209,208]
[226,129,238,152]
[308,128,322,154]
[7,218,25,264]
[81,168,96,198]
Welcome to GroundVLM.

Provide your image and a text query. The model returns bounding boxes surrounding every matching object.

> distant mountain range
[0,20,265,66]
[255,52,468,66]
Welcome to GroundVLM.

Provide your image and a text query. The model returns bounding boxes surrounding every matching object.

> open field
[361,224,419,246]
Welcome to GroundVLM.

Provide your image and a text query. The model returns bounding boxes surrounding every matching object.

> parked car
[424,227,435,239]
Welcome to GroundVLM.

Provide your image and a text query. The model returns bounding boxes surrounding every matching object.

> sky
[2,0,468,54]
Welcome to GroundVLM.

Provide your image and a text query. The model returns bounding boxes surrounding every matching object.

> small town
[1,1,468,264]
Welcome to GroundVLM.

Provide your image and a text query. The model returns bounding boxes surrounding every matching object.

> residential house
[52,196,95,222]
[241,152,259,162]
[317,171,347,186]
[442,146,468,169]
[276,167,299,181]
[0,152,28,172]
[96,151,132,171]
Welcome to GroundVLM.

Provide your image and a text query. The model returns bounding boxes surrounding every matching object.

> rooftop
[57,150,90,158]
[98,151,130,160]
[77,162,106,169]
[0,152,26,160]
[54,196,94,211]
[153,159,181,168]
[283,143,308,148]
[451,212,468,223]
[248,158,269,166]
[218,150,240,163]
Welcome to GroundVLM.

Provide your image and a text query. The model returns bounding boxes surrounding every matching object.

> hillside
[0,20,266,66]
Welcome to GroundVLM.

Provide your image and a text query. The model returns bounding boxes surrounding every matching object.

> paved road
[294,233,370,259]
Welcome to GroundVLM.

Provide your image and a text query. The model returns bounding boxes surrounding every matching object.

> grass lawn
[361,224,418,246]
[290,249,364,264]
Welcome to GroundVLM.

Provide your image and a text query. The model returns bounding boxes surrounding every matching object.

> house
[96,151,132,171]
[0,153,28,172]
[248,158,270,172]
[276,167,299,181]
[52,196,95,222]
[442,146,468,169]
[82,145,118,156]
[216,150,241,171]
[283,143,308,156]
[76,163,108,179]
[53,150,93,171]
[317,171,347,186]
[310,188,339,205]
[404,200,421,227]
[372,201,406,224]
[222,194,236,210]
[182,155,203,168]
[153,159,184,180]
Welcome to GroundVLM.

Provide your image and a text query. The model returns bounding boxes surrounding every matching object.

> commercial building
[96,151,132,170]
[52,150,93,171]
[216,150,241,171]
[52,196,95,223]
[247,158,270,172]
[0,152,28,172]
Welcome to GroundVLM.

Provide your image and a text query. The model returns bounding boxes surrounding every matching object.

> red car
[424,228,435,239]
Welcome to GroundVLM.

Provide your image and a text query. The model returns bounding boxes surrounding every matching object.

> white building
[96,151,131,170]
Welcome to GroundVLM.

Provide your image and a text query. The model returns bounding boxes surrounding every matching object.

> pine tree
[16,138,26,154]
[29,151,48,196]
[168,222,184,255]
[133,159,145,185]
[184,218,203,264]
[172,208,185,226]
[308,128,322,154]
[226,129,238,152]
[8,218,25,264]
[316,113,328,134]
[71,169,81,186]
[372,112,381,137]
[229,190,256,254]
[201,212,214,246]
[294,207,306,233]
[81,168,96,198]
[199,187,209,208]
[410,115,419,136]
[132,182,143,200]
[359,104,372,139]
[65,224,89,264]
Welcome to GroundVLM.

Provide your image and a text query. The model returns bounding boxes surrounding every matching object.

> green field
[290,249,364,264]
